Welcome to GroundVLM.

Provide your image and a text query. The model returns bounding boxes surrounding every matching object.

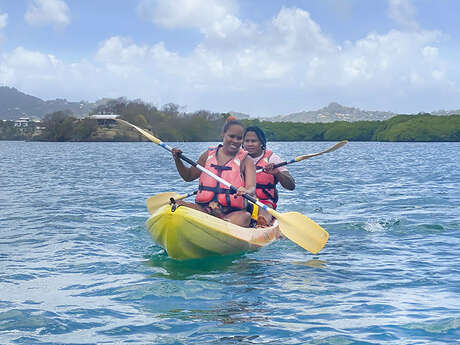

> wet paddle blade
[146,192,182,214]
[270,210,329,254]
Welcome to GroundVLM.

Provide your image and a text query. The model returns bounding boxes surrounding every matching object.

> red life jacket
[195,146,247,209]
[255,149,278,209]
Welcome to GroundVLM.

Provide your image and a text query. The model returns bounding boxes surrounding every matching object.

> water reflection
[290,259,328,269]
[143,250,244,280]
[159,299,269,324]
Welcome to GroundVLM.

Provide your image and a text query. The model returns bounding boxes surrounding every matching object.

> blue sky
[0,0,459,116]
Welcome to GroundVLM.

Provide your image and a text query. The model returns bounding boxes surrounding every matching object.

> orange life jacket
[195,146,247,209]
[255,149,278,209]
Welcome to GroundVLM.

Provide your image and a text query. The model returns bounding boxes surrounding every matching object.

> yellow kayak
[146,204,280,260]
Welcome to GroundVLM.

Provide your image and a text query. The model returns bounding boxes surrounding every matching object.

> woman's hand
[171,148,182,161]
[263,163,279,175]
[235,186,250,197]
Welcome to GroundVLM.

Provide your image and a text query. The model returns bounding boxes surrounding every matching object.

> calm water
[0,141,459,345]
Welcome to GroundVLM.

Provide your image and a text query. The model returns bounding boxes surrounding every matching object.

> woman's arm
[172,149,207,182]
[264,152,296,190]
[275,170,296,190]
[264,163,296,190]
[240,156,256,195]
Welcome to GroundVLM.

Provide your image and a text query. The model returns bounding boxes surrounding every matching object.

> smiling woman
[171,117,256,227]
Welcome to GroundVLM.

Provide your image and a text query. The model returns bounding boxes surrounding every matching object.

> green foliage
[35,111,97,141]
[242,120,327,141]
[95,100,226,142]
[41,111,76,141]
[243,115,459,142]
[323,121,380,141]
[74,118,98,141]
[372,115,460,141]
[3,99,459,142]
[0,120,23,140]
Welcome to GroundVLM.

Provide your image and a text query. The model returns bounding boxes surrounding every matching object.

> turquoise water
[0,141,459,344]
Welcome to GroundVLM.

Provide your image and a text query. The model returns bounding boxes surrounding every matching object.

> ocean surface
[0,140,459,345]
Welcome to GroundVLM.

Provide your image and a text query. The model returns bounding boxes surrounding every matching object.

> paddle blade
[271,211,329,254]
[295,140,348,162]
[146,192,181,214]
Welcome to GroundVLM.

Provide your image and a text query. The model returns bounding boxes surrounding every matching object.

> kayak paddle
[115,118,329,254]
[149,141,348,205]
[146,191,197,214]
[256,140,348,173]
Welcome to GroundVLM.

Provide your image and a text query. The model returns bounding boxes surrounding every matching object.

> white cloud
[137,0,238,30]
[0,47,65,88]
[25,0,70,28]
[0,12,8,29]
[95,36,183,79]
[0,47,99,100]
[136,0,250,40]
[301,28,450,104]
[422,46,438,59]
[388,0,419,31]
[3,47,59,70]
[96,36,148,65]
[268,8,335,60]
[2,4,458,115]
[94,6,455,112]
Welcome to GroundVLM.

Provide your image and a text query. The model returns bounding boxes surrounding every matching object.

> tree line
[1,99,459,142]
[245,114,460,142]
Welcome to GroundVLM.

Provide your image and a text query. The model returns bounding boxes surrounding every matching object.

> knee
[242,212,251,227]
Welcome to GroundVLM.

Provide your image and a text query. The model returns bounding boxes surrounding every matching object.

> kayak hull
[146,204,280,260]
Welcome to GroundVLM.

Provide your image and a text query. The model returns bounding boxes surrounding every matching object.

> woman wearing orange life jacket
[243,126,295,226]
[171,118,256,227]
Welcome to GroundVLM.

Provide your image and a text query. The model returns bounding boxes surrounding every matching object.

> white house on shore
[14,117,32,127]
[87,114,120,127]
[13,117,45,133]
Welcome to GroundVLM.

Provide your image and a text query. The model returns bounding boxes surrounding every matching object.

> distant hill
[263,102,397,123]
[0,87,104,120]
[430,109,460,116]
[2,86,459,123]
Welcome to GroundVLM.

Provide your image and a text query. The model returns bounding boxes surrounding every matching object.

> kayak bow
[146,204,280,260]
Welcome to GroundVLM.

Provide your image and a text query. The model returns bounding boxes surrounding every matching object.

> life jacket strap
[198,184,236,194]
[210,163,232,172]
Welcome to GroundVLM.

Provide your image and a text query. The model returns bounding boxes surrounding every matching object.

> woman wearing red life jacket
[171,118,256,227]
[243,126,295,226]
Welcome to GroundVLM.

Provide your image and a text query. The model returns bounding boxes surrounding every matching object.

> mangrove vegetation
[1,100,459,142]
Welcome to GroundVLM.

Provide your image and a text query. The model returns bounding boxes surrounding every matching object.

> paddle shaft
[178,190,198,200]
[255,140,347,173]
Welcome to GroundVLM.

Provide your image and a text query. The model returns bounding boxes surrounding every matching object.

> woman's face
[243,131,263,157]
[222,124,244,154]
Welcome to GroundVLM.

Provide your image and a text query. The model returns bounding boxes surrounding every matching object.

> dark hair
[222,118,244,133]
[244,126,267,149]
